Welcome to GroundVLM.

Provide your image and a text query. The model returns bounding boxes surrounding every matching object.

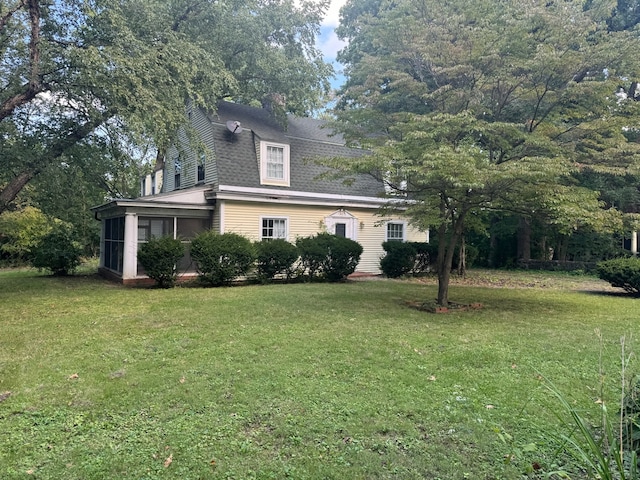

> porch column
[633,231,639,256]
[122,213,138,279]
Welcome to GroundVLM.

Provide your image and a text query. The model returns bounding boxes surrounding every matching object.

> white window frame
[386,221,406,242]
[260,216,289,241]
[260,141,290,186]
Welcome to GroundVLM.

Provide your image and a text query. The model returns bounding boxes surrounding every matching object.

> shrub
[597,257,640,294]
[255,239,298,282]
[380,241,416,278]
[190,231,255,286]
[297,233,363,282]
[0,206,52,265]
[137,236,185,288]
[31,222,83,276]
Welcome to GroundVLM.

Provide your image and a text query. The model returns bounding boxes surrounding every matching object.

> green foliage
[254,239,298,283]
[30,222,83,276]
[0,0,332,214]
[622,376,640,468]
[330,0,639,304]
[0,207,51,265]
[137,236,185,288]
[597,257,640,294]
[296,233,363,281]
[380,241,417,278]
[190,231,255,286]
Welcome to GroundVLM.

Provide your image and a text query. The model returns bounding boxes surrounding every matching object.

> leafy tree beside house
[329,0,639,305]
[0,0,333,243]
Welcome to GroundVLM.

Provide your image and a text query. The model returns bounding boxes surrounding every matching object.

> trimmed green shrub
[297,233,363,282]
[597,257,640,294]
[380,241,416,278]
[191,231,255,286]
[0,206,52,266]
[255,239,298,283]
[296,235,327,279]
[137,236,185,288]
[31,222,83,276]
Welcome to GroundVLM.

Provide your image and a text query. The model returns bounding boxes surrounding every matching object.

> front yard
[0,268,637,479]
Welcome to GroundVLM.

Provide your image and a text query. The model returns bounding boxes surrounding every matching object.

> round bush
[596,257,640,294]
[191,231,255,286]
[297,233,363,282]
[31,222,83,276]
[380,241,417,278]
[255,239,298,282]
[137,236,185,288]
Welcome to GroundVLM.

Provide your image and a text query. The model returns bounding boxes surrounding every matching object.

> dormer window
[260,141,290,186]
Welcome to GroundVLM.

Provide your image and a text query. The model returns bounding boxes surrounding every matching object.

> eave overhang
[91,199,214,220]
[207,185,389,209]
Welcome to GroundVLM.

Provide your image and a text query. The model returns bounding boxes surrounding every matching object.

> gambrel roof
[207,101,383,198]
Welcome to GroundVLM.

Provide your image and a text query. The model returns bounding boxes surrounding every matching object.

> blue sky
[313,0,348,90]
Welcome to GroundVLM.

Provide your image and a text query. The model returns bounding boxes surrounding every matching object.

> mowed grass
[0,268,638,479]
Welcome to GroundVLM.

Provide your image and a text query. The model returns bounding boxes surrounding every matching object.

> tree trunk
[555,235,569,262]
[435,204,466,306]
[0,0,42,123]
[488,217,498,267]
[517,216,531,261]
[0,170,38,213]
[457,235,466,276]
[0,112,111,214]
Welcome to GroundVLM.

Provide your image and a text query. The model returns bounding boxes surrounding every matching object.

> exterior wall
[220,200,428,274]
[163,106,217,194]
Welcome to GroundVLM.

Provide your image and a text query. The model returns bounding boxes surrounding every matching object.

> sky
[311,0,349,90]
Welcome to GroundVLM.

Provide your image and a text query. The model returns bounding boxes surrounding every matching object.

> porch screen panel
[104,216,125,273]
[137,217,174,276]
[177,218,210,273]
[177,218,210,240]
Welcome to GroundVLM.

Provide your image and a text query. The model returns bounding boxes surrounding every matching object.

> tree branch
[0,0,26,32]
[0,0,42,123]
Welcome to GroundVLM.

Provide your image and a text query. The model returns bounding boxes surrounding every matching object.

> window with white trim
[386,222,405,241]
[260,142,290,186]
[261,217,287,240]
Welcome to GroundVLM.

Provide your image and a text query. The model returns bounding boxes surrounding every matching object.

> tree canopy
[0,0,333,213]
[331,0,640,305]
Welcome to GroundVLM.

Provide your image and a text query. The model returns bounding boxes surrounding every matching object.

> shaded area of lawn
[0,268,637,479]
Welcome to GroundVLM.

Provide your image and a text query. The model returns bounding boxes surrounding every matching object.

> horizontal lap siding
[221,201,426,274]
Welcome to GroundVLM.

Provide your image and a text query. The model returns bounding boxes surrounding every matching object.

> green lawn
[0,268,637,479]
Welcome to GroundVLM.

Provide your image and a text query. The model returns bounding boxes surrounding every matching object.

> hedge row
[138,231,363,288]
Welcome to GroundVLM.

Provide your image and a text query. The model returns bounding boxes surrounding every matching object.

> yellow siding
[221,201,428,274]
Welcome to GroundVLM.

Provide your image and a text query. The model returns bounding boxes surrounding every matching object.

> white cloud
[322,0,347,27]
[317,26,347,61]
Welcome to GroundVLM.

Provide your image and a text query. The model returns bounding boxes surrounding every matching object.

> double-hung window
[261,218,287,240]
[260,142,290,186]
[386,222,405,242]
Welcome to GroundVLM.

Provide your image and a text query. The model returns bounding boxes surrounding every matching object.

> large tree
[0,0,332,213]
[331,0,640,305]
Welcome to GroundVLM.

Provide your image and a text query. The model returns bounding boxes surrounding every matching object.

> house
[91,101,427,284]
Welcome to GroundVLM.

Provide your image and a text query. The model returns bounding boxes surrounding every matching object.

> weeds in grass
[542,331,639,479]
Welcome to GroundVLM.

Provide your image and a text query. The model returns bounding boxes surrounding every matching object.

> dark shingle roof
[208,101,383,197]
